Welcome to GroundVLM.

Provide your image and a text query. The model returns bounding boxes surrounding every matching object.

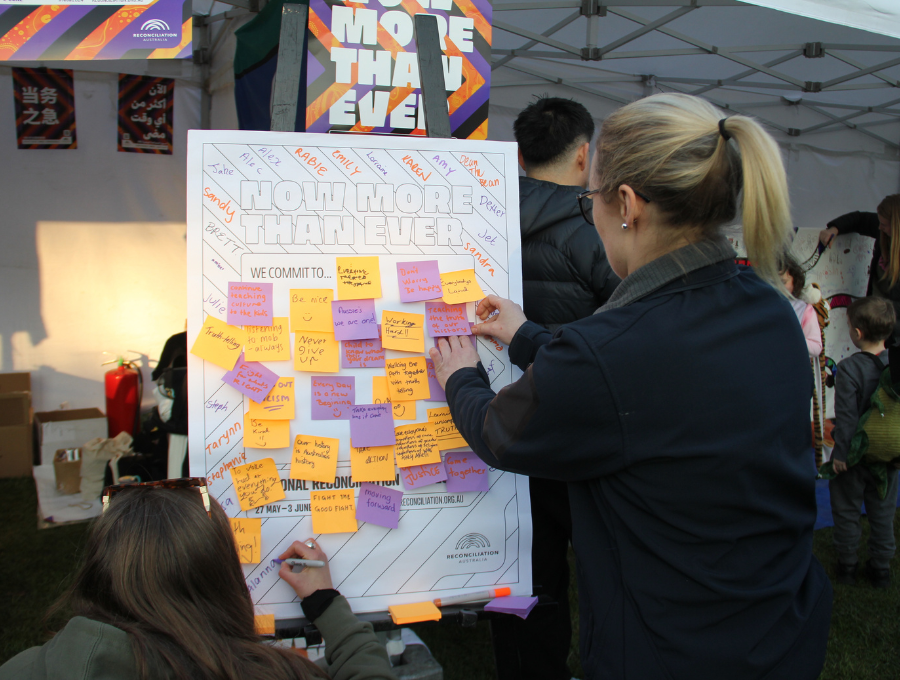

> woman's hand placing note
[277,538,333,599]
[429,335,481,389]
[472,295,527,346]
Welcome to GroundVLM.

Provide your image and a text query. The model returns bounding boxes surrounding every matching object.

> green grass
[2,477,898,679]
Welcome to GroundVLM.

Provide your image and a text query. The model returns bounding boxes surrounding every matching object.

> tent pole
[270,3,308,132]
[414,14,452,139]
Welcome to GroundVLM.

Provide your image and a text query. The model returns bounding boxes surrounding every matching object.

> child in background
[781,255,823,357]
[829,297,898,588]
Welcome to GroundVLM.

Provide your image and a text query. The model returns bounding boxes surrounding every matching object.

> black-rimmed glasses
[576,188,652,226]
[102,477,210,515]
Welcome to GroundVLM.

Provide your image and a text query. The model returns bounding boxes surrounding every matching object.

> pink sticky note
[342,337,386,368]
[424,358,446,402]
[444,451,489,492]
[426,301,471,337]
[311,376,355,420]
[397,261,443,302]
[400,461,448,490]
[350,404,396,447]
[221,353,279,403]
[228,282,273,326]
[332,300,379,341]
[356,483,402,529]
[433,324,477,349]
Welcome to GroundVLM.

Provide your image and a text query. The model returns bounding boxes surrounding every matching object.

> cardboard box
[34,408,107,466]
[0,373,33,478]
[53,449,82,495]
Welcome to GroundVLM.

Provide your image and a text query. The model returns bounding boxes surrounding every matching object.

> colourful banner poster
[305,0,492,139]
[118,75,174,154]
[0,0,190,61]
[13,67,76,150]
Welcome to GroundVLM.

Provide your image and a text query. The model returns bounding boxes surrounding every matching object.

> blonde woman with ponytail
[430,93,832,680]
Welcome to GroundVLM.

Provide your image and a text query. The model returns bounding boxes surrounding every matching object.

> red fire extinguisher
[105,357,142,438]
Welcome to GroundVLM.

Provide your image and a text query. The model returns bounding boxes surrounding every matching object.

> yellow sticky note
[291,435,340,483]
[389,602,442,625]
[394,423,441,468]
[311,489,358,534]
[381,310,425,353]
[386,357,431,402]
[230,458,286,511]
[427,407,467,450]
[249,377,295,420]
[230,518,261,564]
[351,444,396,482]
[254,614,275,636]
[244,414,291,449]
[336,257,382,300]
[294,331,340,372]
[290,289,334,333]
[373,376,416,421]
[190,315,247,371]
[440,269,485,304]
[244,317,290,361]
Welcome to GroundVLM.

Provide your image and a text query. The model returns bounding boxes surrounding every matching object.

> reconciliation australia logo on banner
[445,533,500,564]
[133,18,178,42]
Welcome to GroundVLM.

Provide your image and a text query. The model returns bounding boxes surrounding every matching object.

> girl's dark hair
[780,253,805,296]
[847,297,896,343]
[63,487,328,680]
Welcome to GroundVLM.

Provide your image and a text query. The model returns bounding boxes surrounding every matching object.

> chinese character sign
[118,75,174,154]
[13,67,76,150]
[305,0,492,139]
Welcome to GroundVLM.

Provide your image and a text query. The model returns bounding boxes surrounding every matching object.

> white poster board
[186,130,532,619]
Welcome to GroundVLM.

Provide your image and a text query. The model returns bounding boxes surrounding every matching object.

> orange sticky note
[373,376,416,421]
[389,602,442,625]
[190,315,247,370]
[394,423,441,468]
[249,377,295,420]
[230,458,286,511]
[294,331,340,372]
[381,310,425,353]
[351,444,396,482]
[254,614,275,636]
[244,414,291,449]
[310,489,358,533]
[386,357,431,402]
[291,435,340,483]
[427,407,467,450]
[440,269,485,304]
[230,517,261,564]
[244,317,290,361]
[336,256,382,300]
[290,289,334,333]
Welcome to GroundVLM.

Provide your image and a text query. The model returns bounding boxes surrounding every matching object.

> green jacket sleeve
[316,596,398,680]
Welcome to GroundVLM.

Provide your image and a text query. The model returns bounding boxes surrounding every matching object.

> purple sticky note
[433,324,477,349]
[356,483,402,529]
[424,358,446,402]
[444,451,489,492]
[484,596,538,619]
[227,282,273,326]
[425,301,471,337]
[350,404,396,447]
[342,337,386,368]
[332,299,379,341]
[400,461,447,490]
[311,376,355,420]
[221,353,279,403]
[397,260,443,302]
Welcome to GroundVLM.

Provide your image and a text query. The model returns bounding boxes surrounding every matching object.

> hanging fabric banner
[118,75,174,154]
[13,67,77,150]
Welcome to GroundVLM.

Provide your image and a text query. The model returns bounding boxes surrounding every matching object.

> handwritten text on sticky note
[342,337,386,369]
[356,483,402,529]
[222,354,279,403]
[190,315,246,371]
[427,406,467,450]
[373,376,416,420]
[400,461,447,490]
[291,435,339,483]
[440,269,485,304]
[294,331,339,372]
[332,299,379,340]
[244,414,290,449]
[248,377,295,420]
[394,423,441,468]
[425,301,471,337]
[311,376,355,420]
[244,317,290,361]
[290,289,333,333]
[228,281,273,326]
[444,451,489,493]
[397,260,442,302]
[336,257,382,300]
[311,490,358,533]
[350,444,396,482]
[230,458,285,511]
[381,310,425,353]
[230,517,261,563]
[350,404,396,448]
[386,357,430,401]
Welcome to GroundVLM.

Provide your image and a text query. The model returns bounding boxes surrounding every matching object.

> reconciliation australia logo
[446,533,500,564]
[133,19,178,42]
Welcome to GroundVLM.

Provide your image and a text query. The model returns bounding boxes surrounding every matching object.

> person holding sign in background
[0,480,396,680]
[431,93,831,679]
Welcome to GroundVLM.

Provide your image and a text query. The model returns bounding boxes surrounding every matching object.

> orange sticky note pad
[381,310,425,353]
[427,406,467,450]
[190,315,247,371]
[229,458,286,511]
[386,357,430,402]
[254,614,275,636]
[290,289,334,333]
[440,269,485,304]
[294,331,340,372]
[291,435,340,483]
[336,257,382,300]
[244,317,290,361]
[311,489,358,534]
[389,602,442,625]
[351,444,396,482]
[230,518,261,564]
[394,423,441,468]
[249,377,295,420]
[373,376,415,421]
[244,414,291,449]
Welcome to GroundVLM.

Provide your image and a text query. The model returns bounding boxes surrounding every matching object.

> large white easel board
[186,130,532,618]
